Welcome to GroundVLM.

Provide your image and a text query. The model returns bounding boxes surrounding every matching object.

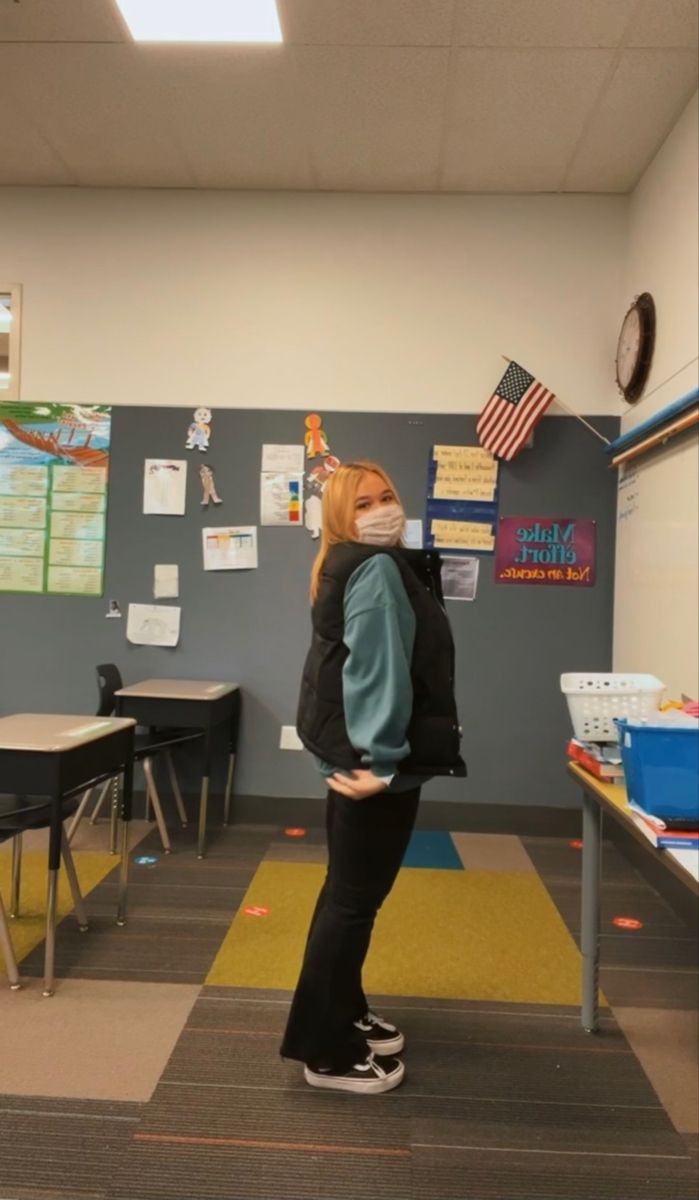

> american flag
[477,361,556,460]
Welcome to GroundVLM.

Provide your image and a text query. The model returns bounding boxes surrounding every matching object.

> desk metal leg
[60,830,89,931]
[109,776,120,855]
[117,760,133,927]
[581,790,602,1033]
[197,729,213,859]
[43,789,63,997]
[197,776,210,859]
[165,750,188,829]
[222,754,235,827]
[0,892,21,990]
[10,832,22,919]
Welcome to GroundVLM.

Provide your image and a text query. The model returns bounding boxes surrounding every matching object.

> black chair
[1,793,90,991]
[67,665,202,853]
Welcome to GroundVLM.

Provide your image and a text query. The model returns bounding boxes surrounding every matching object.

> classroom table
[113,679,240,859]
[568,761,698,1034]
[0,713,135,996]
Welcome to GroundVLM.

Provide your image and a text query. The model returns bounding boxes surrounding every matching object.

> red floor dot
[569,839,583,849]
[285,828,306,837]
[244,906,270,917]
[612,916,643,930]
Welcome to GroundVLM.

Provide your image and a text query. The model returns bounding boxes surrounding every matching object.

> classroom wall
[0,188,626,416]
[0,406,619,811]
[613,92,699,699]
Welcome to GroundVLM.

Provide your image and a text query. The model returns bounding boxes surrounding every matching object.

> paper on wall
[154,564,179,599]
[261,444,305,473]
[431,518,495,552]
[440,556,480,601]
[143,459,187,516]
[126,603,181,647]
[202,526,258,571]
[261,472,303,526]
[404,519,423,549]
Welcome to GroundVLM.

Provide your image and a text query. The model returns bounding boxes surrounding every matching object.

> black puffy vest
[296,542,467,779]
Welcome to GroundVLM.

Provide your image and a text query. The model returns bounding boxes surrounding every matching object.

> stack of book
[567,739,624,782]
[627,802,699,850]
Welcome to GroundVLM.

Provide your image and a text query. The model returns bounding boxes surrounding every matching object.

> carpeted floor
[1,812,697,1200]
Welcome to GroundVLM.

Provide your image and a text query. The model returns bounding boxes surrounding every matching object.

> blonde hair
[309,461,403,603]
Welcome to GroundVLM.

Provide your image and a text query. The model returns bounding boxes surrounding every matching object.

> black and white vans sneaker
[354,1010,405,1056]
[304,1053,404,1094]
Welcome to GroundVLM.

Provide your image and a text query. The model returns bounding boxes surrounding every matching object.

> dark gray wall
[0,407,618,808]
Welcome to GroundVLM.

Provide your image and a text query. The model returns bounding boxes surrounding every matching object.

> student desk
[568,762,698,1034]
[0,713,135,996]
[113,679,240,859]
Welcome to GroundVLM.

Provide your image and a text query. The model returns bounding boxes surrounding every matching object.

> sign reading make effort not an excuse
[494,517,596,586]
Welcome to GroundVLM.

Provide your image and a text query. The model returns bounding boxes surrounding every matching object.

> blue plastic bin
[615,719,699,821]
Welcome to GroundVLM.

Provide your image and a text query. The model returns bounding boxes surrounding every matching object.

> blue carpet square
[401,831,463,870]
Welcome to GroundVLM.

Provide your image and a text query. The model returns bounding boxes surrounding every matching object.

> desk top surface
[568,762,698,892]
[0,714,136,753]
[115,678,238,701]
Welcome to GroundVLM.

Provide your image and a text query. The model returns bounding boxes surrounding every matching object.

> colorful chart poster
[0,402,111,595]
[494,517,596,586]
[260,472,303,526]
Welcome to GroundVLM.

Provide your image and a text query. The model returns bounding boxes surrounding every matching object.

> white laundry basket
[560,673,665,741]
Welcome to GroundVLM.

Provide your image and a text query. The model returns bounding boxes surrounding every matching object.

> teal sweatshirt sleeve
[341,554,416,777]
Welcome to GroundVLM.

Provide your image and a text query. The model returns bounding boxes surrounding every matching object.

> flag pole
[501,355,611,446]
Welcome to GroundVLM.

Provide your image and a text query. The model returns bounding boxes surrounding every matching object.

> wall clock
[615,292,655,403]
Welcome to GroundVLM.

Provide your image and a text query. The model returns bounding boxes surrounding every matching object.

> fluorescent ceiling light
[114,0,283,43]
[0,303,11,331]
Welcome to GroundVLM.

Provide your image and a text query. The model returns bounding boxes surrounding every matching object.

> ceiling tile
[452,0,637,48]
[442,48,613,191]
[277,0,455,46]
[0,94,75,184]
[0,0,124,41]
[625,0,699,48]
[145,48,313,189]
[0,45,194,187]
[295,46,450,190]
[564,49,699,191]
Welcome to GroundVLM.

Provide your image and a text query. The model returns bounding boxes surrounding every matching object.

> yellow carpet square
[206,861,584,1005]
[0,850,117,976]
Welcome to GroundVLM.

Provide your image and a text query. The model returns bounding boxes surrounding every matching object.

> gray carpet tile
[521,835,698,1010]
[599,966,699,1010]
[18,822,269,985]
[262,841,329,863]
[17,913,231,985]
[0,1096,141,1200]
[522,837,646,885]
[541,878,688,932]
[410,1142,698,1200]
[109,1141,411,1200]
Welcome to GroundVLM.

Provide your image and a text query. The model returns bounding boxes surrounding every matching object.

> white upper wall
[0,188,625,414]
[613,92,699,699]
[621,91,699,430]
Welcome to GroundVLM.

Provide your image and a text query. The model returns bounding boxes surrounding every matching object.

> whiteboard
[613,429,699,699]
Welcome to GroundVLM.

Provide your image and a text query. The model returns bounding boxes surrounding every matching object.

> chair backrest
[96,663,124,717]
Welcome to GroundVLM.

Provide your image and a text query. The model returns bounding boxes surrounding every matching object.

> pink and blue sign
[495,517,596,586]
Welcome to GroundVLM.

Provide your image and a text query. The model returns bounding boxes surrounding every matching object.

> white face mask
[355,503,405,546]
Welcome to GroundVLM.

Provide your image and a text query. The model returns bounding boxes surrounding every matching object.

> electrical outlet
[280,725,304,751]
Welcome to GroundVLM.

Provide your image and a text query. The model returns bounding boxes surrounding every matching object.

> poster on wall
[494,517,596,586]
[0,402,111,595]
[425,445,498,555]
